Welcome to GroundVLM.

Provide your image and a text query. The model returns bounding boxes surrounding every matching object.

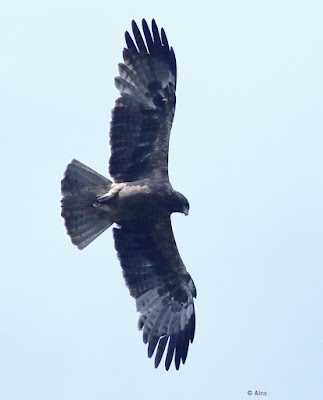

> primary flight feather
[61,19,196,370]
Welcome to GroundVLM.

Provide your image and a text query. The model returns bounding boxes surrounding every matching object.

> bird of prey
[61,19,196,370]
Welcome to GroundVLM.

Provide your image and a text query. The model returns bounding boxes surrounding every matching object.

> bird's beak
[183,206,189,216]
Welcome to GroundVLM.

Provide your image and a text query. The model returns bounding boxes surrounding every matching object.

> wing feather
[109,19,177,182]
[152,19,162,47]
[132,20,148,54]
[154,336,168,368]
[124,30,138,54]
[142,19,155,53]
[113,217,196,370]
[161,28,169,49]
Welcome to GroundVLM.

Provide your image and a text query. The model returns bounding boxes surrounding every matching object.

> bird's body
[61,19,196,370]
[97,180,187,222]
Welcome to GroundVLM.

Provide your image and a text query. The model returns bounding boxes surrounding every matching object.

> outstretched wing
[113,217,196,370]
[109,19,177,183]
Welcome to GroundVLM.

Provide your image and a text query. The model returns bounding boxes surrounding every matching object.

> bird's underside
[61,19,196,370]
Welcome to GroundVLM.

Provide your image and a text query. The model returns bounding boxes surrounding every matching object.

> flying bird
[61,19,196,370]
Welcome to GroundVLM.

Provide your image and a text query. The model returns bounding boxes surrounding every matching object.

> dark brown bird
[61,19,196,370]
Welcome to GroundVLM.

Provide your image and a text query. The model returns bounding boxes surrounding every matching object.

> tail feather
[62,159,111,195]
[61,159,114,250]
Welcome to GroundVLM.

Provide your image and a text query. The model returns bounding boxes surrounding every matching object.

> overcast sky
[1,1,322,399]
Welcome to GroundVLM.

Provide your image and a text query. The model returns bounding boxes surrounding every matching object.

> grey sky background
[1,1,322,399]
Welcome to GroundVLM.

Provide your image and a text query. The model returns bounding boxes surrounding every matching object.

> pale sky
[1,1,322,399]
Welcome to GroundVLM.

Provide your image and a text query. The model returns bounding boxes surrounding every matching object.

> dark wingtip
[132,19,148,54]
[161,27,169,50]
[125,30,137,53]
[132,19,138,29]
[154,336,168,368]
[165,336,176,370]
[147,336,159,359]
[151,19,162,46]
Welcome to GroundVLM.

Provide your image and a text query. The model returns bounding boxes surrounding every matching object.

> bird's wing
[113,217,196,370]
[109,19,177,183]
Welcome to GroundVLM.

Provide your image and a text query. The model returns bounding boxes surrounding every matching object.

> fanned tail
[61,159,114,250]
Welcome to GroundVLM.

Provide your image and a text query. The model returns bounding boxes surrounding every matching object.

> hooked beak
[183,205,189,216]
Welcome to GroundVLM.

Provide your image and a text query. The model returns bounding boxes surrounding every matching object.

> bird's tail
[61,159,114,250]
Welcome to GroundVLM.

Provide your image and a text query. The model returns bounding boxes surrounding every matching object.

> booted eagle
[61,19,196,370]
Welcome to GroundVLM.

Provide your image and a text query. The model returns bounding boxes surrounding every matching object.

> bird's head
[172,191,189,216]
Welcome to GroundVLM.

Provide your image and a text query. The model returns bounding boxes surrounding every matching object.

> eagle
[61,19,196,370]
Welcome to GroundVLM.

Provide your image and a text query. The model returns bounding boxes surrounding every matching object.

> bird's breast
[115,183,171,220]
